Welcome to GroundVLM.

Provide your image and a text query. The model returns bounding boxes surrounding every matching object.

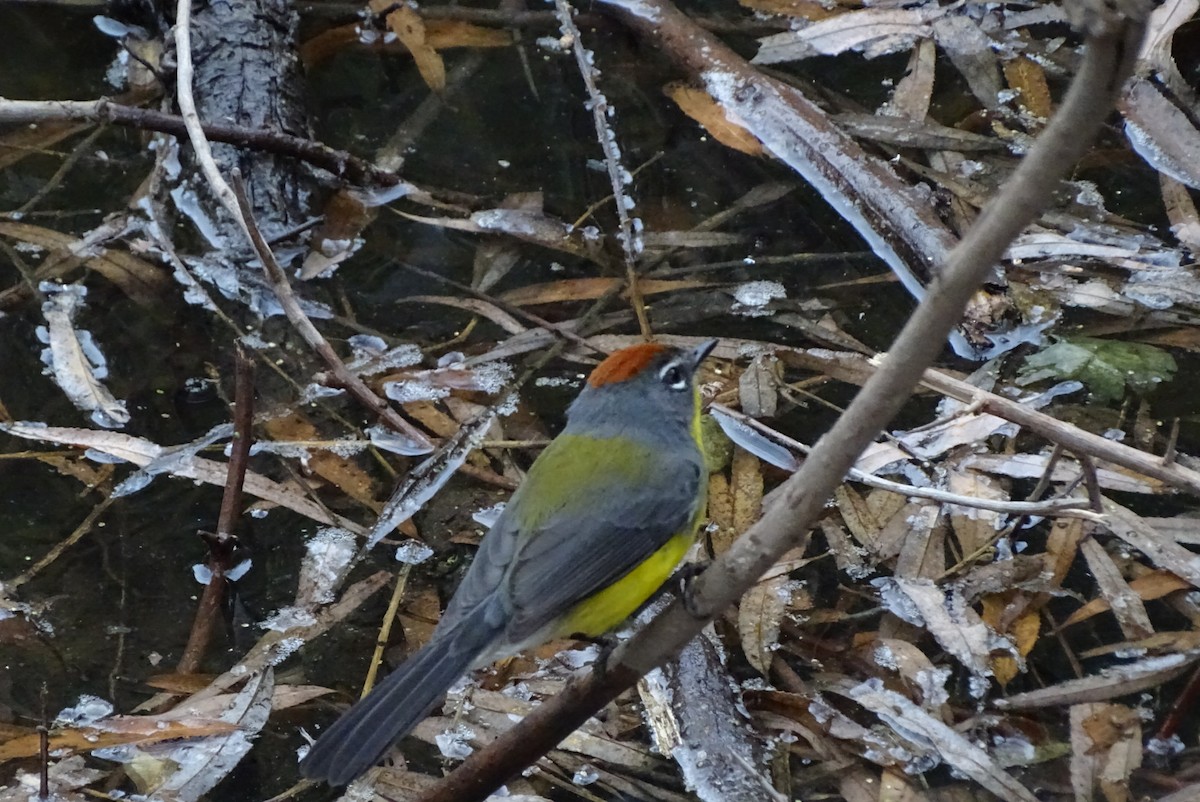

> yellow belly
[557,530,696,637]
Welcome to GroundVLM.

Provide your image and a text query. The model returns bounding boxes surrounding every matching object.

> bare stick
[216,348,255,537]
[415,4,1148,799]
[552,0,651,337]
[177,349,255,675]
[710,403,1096,519]
[174,0,247,236]
[0,98,415,191]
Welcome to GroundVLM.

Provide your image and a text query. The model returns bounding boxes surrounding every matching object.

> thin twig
[711,402,1097,519]
[552,0,651,337]
[177,349,255,675]
[0,98,422,191]
[15,125,107,215]
[228,174,435,453]
[397,262,604,355]
[1076,452,1104,512]
[1163,417,1180,465]
[216,348,255,537]
[362,564,413,697]
[173,0,247,236]
[7,494,117,591]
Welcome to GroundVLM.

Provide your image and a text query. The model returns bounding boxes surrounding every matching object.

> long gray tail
[300,605,502,785]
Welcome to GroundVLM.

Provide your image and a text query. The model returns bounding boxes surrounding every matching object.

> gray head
[563,340,717,445]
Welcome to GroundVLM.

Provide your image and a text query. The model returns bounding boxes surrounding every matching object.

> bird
[300,339,717,785]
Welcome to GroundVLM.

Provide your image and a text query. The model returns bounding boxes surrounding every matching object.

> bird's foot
[672,560,711,619]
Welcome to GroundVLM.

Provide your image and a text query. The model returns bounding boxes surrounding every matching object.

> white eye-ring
[659,361,687,391]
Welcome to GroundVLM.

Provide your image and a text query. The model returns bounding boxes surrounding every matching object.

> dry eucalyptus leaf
[1064,571,1191,628]
[263,414,380,511]
[424,19,513,49]
[739,574,791,675]
[754,6,946,63]
[38,283,129,429]
[732,447,764,535]
[848,682,1041,802]
[980,592,1039,686]
[664,83,763,156]
[1122,75,1200,189]
[0,422,366,533]
[375,1,445,91]
[1002,55,1052,120]
[881,38,935,119]
[946,467,1008,557]
[0,220,167,306]
[739,354,779,418]
[499,277,711,306]
[874,576,1015,678]
[999,650,1200,709]
[1078,537,1154,641]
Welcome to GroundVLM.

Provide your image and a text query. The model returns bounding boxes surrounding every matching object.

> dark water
[2,2,1189,800]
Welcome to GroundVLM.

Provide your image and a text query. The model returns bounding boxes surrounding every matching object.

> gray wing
[501,456,703,642]
[436,509,521,635]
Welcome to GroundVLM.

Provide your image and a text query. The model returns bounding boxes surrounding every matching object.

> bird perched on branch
[300,339,717,785]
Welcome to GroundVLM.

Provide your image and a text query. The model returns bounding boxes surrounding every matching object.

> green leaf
[1017,337,1176,402]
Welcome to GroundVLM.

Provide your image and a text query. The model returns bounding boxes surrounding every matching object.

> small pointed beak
[689,338,718,371]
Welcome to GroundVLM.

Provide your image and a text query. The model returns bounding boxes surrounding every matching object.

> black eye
[659,363,687,391]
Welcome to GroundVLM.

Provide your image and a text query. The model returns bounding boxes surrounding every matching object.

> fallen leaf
[664,83,763,156]
[373,1,446,91]
[263,414,381,511]
[1002,55,1052,120]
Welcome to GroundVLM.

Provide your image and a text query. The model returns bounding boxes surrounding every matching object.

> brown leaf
[1063,570,1191,627]
[1002,55,1052,120]
[707,471,736,555]
[301,19,510,69]
[738,575,789,675]
[1079,537,1154,640]
[1122,75,1200,188]
[736,0,838,19]
[300,189,376,279]
[34,453,113,490]
[0,717,237,760]
[425,19,512,49]
[731,447,763,536]
[981,592,1039,686]
[373,0,446,92]
[145,673,218,693]
[262,414,380,511]
[0,221,168,306]
[299,23,361,68]
[947,468,1007,557]
[664,83,764,156]
[399,586,441,653]
[738,354,778,418]
[834,484,882,548]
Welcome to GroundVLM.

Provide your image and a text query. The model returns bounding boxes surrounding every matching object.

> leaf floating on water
[1122,76,1200,190]
[664,83,763,156]
[372,0,446,92]
[754,6,946,63]
[1017,337,1177,401]
[709,406,801,472]
[37,282,130,429]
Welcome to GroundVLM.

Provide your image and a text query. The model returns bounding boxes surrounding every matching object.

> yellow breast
[556,528,697,637]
